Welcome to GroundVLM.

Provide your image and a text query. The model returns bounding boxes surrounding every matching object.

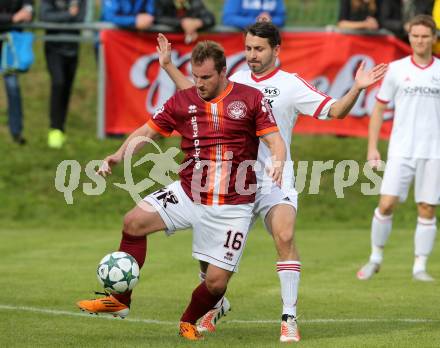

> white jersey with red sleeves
[376,56,440,159]
[229,68,337,188]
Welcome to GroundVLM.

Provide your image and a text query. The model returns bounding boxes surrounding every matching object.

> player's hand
[267,164,283,187]
[257,12,272,23]
[364,16,379,30]
[97,153,123,177]
[156,33,172,67]
[12,8,32,23]
[354,61,388,90]
[367,148,381,169]
[69,4,79,17]
[181,18,202,43]
[135,13,154,30]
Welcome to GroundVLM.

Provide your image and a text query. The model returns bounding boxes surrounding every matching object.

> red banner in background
[101,30,411,138]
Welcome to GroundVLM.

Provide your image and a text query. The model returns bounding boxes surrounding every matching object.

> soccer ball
[96,252,140,294]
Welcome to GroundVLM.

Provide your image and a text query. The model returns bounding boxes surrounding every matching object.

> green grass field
[0,6,439,346]
[1,225,439,347]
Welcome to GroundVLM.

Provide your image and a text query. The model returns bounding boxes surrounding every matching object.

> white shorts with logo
[380,157,440,205]
[252,182,298,233]
[144,181,254,272]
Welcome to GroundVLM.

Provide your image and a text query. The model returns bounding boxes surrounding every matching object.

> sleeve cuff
[147,119,172,137]
[256,126,279,137]
[375,96,389,104]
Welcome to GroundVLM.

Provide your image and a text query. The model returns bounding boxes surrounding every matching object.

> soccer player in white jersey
[357,15,440,282]
[157,22,387,342]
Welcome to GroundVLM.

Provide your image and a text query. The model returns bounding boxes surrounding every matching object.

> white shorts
[380,157,440,205]
[252,183,298,233]
[144,181,254,272]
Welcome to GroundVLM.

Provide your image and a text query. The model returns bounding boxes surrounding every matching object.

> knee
[123,211,147,236]
[205,277,227,296]
[418,203,436,219]
[378,201,395,216]
[274,228,293,247]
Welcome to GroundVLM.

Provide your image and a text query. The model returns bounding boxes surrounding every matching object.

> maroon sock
[180,282,225,324]
[112,231,147,306]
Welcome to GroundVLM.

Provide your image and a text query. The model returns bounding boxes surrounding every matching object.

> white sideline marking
[0,304,439,325]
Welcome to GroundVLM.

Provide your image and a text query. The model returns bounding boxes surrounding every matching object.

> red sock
[180,282,225,324]
[112,231,147,306]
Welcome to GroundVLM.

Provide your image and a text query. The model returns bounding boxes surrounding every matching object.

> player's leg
[413,159,440,281]
[357,194,399,279]
[197,261,231,333]
[265,203,301,343]
[358,157,414,280]
[181,203,253,340]
[77,182,193,317]
[76,202,166,317]
[180,264,233,340]
[413,203,436,281]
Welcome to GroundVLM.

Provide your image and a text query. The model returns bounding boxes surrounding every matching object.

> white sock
[199,271,223,309]
[277,261,301,317]
[413,217,437,274]
[370,208,393,264]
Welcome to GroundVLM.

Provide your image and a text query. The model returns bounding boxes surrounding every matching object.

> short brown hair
[191,41,226,73]
[408,15,437,35]
[245,21,281,48]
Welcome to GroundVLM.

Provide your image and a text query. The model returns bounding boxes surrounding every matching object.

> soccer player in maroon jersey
[156,23,387,342]
[77,40,286,341]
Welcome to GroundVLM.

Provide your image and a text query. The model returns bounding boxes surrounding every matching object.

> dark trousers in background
[44,45,78,132]
[3,73,24,137]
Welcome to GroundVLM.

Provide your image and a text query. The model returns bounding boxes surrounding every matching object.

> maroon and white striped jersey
[148,82,278,205]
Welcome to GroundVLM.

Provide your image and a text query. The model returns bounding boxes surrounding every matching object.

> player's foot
[179,322,204,341]
[357,262,380,280]
[76,292,130,318]
[413,271,435,282]
[48,129,65,149]
[280,314,300,343]
[197,297,231,332]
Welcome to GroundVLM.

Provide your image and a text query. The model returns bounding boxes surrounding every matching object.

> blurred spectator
[0,0,33,145]
[40,0,86,149]
[337,0,380,30]
[102,0,155,29]
[153,0,215,44]
[222,0,286,29]
[434,0,440,54]
[380,0,434,40]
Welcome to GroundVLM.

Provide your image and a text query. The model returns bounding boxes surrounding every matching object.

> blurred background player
[357,15,440,282]
[222,0,286,29]
[337,0,380,31]
[0,0,34,145]
[157,21,387,342]
[77,40,286,341]
[40,0,86,149]
[152,0,215,44]
[380,0,434,41]
[101,0,155,29]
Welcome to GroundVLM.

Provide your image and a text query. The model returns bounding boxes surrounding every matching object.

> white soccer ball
[96,252,140,294]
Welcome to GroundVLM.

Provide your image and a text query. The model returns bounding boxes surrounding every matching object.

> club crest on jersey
[227,101,247,120]
[262,87,280,97]
[188,105,197,114]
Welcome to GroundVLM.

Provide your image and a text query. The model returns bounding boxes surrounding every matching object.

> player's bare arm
[97,124,159,177]
[329,61,388,119]
[156,33,194,90]
[367,101,387,168]
[260,131,286,187]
